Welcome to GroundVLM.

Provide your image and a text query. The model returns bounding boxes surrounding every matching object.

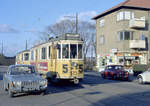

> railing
[129,17,145,28]
[129,40,146,49]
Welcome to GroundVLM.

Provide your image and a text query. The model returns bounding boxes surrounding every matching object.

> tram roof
[30,33,83,49]
[17,49,30,55]
[49,33,83,42]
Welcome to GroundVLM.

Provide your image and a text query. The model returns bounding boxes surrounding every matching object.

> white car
[137,69,150,84]
[99,66,105,73]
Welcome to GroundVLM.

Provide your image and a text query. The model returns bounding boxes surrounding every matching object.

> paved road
[0,66,150,106]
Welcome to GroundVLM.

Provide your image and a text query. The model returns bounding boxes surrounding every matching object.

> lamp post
[64,13,78,34]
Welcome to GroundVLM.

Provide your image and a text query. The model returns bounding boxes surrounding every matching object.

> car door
[144,69,150,82]
[104,66,109,77]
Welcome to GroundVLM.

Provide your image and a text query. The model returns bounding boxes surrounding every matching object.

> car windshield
[10,66,36,75]
[106,65,123,71]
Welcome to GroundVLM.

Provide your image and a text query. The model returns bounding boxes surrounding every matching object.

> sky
[0,0,124,56]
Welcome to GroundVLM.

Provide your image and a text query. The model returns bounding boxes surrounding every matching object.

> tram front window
[70,44,77,59]
[62,44,69,59]
[78,44,83,59]
[57,44,61,59]
[24,53,29,61]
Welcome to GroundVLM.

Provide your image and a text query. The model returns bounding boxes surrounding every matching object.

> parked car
[137,68,150,84]
[101,65,129,80]
[99,66,105,73]
[3,64,48,97]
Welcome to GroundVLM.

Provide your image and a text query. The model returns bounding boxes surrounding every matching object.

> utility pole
[1,41,3,55]
[25,40,28,50]
[64,13,78,34]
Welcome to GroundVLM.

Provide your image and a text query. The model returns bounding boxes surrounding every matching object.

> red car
[101,65,129,80]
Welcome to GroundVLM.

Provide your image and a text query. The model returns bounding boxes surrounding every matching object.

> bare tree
[46,19,76,37]
[41,19,96,58]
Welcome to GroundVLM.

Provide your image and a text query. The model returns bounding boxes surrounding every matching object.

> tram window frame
[21,54,23,61]
[31,51,34,60]
[41,47,47,60]
[62,44,69,59]
[24,53,29,61]
[70,44,77,59]
[78,44,83,59]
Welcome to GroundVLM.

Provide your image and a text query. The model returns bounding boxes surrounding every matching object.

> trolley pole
[64,13,78,34]
[76,13,78,34]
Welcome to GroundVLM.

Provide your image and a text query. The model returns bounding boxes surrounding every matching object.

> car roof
[9,64,35,68]
[106,65,123,67]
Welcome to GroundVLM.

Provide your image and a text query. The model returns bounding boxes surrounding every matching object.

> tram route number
[63,64,68,73]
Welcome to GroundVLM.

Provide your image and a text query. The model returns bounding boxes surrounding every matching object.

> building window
[100,35,105,44]
[117,31,133,41]
[117,11,134,21]
[41,47,47,59]
[100,19,104,27]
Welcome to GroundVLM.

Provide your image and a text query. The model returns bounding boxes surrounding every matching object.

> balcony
[129,17,145,28]
[129,40,146,49]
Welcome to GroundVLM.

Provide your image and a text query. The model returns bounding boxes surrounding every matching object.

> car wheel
[40,90,46,96]
[138,76,144,84]
[101,74,106,79]
[113,75,117,80]
[8,88,14,98]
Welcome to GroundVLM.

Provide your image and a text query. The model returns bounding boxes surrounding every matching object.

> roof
[30,33,83,49]
[49,33,83,42]
[9,64,35,69]
[93,0,150,19]
[17,50,30,55]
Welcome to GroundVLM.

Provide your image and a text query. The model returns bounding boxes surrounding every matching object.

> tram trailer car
[16,34,84,84]
[16,50,30,65]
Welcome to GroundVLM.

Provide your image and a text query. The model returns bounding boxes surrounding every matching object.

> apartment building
[93,0,150,69]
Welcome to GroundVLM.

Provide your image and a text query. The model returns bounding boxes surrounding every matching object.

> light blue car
[3,64,47,97]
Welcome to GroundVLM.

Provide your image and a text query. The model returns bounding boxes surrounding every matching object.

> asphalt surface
[0,66,150,106]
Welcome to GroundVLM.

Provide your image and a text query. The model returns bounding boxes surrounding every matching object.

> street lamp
[64,13,78,34]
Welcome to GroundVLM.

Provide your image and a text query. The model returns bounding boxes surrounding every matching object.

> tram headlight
[72,62,77,67]
[74,63,77,67]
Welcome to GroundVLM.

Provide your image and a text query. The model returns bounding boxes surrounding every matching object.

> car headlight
[72,62,77,67]
[74,63,77,67]
[39,80,47,86]
[13,81,21,86]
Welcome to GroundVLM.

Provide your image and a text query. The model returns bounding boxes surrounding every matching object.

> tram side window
[24,53,29,61]
[78,44,83,59]
[21,54,23,61]
[48,46,51,59]
[57,44,61,59]
[62,44,69,59]
[70,44,77,59]
[31,51,34,60]
[41,47,47,59]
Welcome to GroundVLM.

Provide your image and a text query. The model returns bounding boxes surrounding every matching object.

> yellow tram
[16,50,30,65]
[16,33,84,84]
